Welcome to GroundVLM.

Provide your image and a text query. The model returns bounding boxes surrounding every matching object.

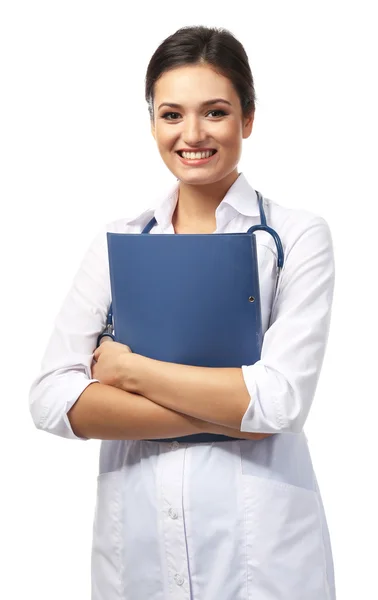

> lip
[176,150,218,167]
[176,148,217,153]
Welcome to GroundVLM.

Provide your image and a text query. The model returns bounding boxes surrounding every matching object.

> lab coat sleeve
[28,225,112,440]
[240,215,335,434]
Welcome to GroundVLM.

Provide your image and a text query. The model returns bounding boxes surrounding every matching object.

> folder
[107,231,264,368]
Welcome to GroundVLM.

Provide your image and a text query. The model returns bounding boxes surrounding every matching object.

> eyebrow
[157,98,232,111]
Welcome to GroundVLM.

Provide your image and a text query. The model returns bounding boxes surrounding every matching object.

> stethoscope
[96,190,284,347]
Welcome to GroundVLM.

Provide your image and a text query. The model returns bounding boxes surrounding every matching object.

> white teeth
[180,150,215,159]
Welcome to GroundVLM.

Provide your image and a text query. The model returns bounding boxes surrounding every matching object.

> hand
[91,338,134,388]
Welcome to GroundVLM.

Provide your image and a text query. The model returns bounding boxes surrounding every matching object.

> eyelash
[160,110,227,121]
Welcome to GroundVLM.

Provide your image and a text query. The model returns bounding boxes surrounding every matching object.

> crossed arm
[68,338,272,442]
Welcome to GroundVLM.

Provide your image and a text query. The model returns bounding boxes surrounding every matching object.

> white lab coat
[29,172,336,599]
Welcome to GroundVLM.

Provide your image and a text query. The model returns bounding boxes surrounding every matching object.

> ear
[242,111,254,140]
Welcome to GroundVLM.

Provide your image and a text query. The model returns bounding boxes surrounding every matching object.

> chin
[177,173,220,186]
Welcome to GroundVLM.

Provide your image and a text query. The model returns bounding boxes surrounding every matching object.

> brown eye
[161,112,181,120]
[207,110,227,117]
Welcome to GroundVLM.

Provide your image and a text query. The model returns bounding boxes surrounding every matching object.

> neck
[172,170,240,230]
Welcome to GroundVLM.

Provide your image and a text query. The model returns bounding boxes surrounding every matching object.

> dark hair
[145,25,257,121]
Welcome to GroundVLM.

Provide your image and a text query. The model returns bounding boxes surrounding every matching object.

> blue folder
[105,191,284,443]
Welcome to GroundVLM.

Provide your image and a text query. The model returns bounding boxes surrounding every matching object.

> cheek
[154,127,176,151]
[217,122,242,146]
[187,120,236,149]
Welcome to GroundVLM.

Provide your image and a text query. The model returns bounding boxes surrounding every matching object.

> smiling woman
[28,24,336,600]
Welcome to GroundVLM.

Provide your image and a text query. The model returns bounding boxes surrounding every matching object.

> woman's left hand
[91,339,137,389]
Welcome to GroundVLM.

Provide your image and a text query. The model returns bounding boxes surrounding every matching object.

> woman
[29,25,336,600]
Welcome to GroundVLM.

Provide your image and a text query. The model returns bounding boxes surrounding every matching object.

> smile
[176,150,218,166]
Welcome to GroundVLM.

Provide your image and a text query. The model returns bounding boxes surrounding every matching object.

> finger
[94,336,115,360]
[100,337,114,345]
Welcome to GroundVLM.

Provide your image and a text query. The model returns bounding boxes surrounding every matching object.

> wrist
[117,353,146,393]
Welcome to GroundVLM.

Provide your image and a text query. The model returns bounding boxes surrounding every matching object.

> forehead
[154,64,238,104]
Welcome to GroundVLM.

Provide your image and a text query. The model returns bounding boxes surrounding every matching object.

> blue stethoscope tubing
[96,190,284,346]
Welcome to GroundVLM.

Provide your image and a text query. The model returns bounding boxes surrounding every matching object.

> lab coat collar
[125,172,260,230]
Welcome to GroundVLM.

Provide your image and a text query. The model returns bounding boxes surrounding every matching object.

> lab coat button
[170,441,180,449]
[168,508,178,519]
[174,574,184,586]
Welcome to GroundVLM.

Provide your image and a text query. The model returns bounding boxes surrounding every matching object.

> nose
[182,115,207,146]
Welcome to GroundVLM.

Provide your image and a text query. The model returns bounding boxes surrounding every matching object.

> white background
[1,1,377,598]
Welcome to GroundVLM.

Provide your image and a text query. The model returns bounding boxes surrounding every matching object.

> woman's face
[151,63,254,186]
